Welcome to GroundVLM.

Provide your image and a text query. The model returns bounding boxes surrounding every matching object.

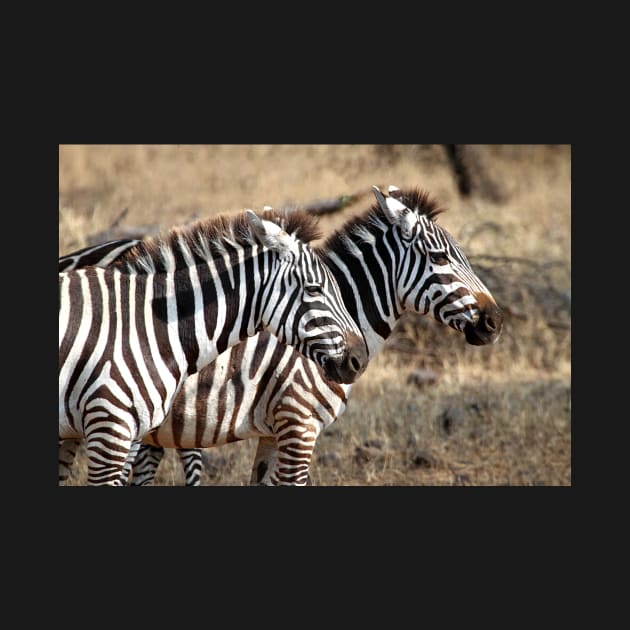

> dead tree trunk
[443,145,505,203]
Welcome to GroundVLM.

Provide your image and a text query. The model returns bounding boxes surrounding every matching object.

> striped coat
[59,207,367,485]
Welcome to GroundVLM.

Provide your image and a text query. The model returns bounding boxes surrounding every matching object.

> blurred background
[59,144,571,485]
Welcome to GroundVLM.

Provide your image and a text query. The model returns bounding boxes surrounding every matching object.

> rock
[410,450,435,469]
[439,406,466,436]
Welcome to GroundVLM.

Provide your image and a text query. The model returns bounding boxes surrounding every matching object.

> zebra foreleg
[257,425,317,486]
[250,437,279,485]
[251,436,315,486]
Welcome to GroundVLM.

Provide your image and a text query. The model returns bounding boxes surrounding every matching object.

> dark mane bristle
[263,207,322,243]
[114,208,322,273]
[398,187,446,220]
[321,186,446,254]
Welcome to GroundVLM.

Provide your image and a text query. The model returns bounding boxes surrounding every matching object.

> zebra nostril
[350,355,361,373]
[484,316,496,332]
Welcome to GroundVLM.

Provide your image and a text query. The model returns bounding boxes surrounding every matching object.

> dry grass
[59,144,571,486]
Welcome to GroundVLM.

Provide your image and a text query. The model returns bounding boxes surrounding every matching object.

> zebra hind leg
[119,440,142,485]
[178,449,203,486]
[84,427,134,486]
[130,444,165,485]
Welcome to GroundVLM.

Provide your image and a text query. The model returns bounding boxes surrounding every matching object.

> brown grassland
[59,144,571,486]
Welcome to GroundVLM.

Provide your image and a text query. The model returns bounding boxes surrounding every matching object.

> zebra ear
[246,208,265,236]
[372,185,389,214]
[372,185,417,239]
[246,209,297,259]
[387,185,402,199]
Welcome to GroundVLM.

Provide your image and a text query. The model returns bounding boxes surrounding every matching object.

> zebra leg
[251,436,315,486]
[84,424,134,486]
[261,424,317,486]
[250,437,278,485]
[59,438,81,484]
[119,440,142,485]
[130,444,166,485]
[178,449,203,486]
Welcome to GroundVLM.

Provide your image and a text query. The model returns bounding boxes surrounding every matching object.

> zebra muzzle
[464,298,503,346]
[321,331,368,384]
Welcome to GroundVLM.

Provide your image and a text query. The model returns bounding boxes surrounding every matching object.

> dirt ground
[59,144,571,485]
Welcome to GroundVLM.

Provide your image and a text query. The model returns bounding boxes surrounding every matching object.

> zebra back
[58,239,141,272]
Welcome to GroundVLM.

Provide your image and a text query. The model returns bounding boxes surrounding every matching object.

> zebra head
[372,185,503,346]
[246,208,368,382]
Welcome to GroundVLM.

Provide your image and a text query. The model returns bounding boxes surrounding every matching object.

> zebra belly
[141,364,275,448]
[139,333,352,450]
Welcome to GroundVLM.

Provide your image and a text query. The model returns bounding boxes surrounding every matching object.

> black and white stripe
[62,186,503,485]
[59,208,367,485]
[58,238,141,272]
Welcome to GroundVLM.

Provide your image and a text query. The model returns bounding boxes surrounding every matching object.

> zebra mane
[114,208,322,273]
[321,187,445,253]
[394,187,445,221]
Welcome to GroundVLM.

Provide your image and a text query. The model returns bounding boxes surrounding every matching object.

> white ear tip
[372,185,382,193]
[263,205,273,212]
[385,196,407,212]
[388,185,403,200]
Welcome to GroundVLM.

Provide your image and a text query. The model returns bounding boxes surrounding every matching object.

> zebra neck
[164,255,264,377]
[322,237,402,358]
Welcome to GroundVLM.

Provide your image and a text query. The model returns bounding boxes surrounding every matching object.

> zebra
[61,185,503,486]
[58,238,141,272]
[59,238,141,484]
[59,207,368,485]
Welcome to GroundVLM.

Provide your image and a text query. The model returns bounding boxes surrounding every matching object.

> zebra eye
[305,284,324,297]
[429,251,449,265]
